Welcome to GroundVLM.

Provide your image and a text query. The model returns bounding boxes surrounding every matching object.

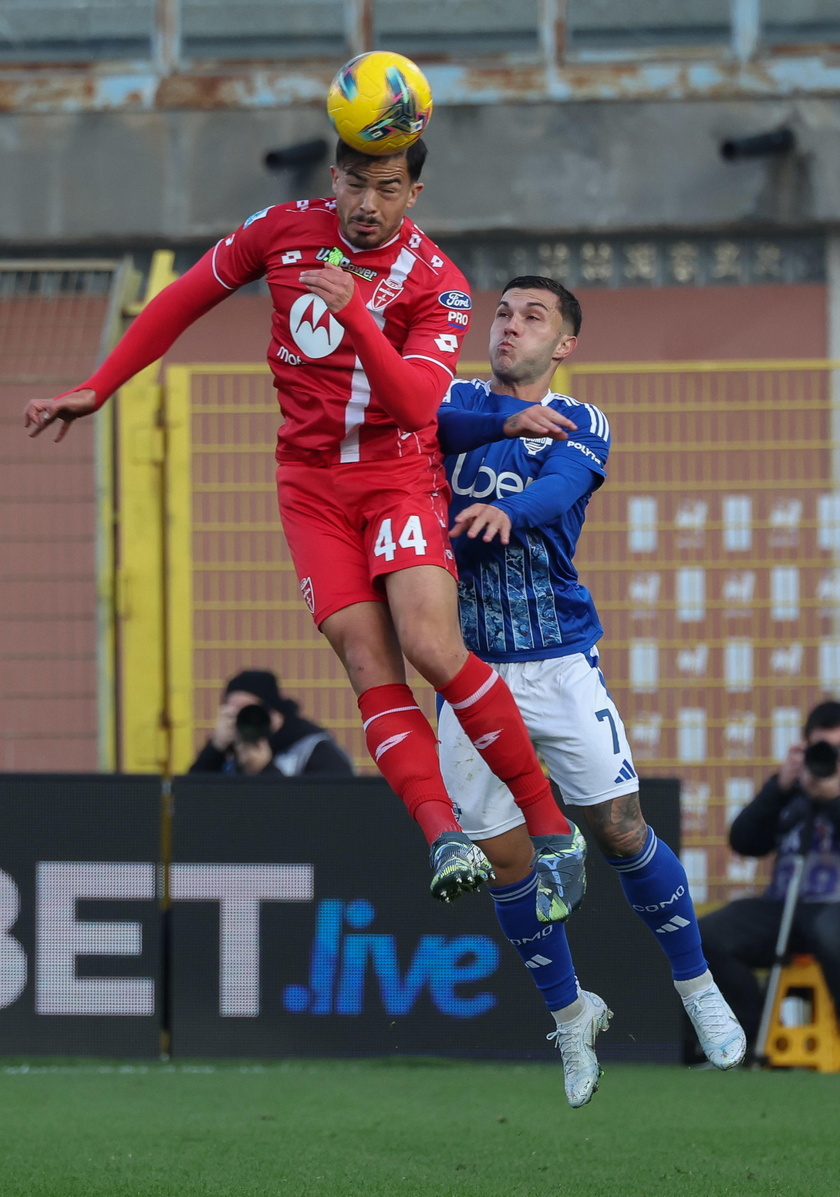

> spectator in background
[189,669,354,778]
[232,704,283,776]
[699,700,840,1057]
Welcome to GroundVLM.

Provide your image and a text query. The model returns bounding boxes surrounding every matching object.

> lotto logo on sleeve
[434,334,459,353]
[438,290,472,311]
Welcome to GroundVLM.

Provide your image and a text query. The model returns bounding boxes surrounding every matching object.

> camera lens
[803,740,840,778]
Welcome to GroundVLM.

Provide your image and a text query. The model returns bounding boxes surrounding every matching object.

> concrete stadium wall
[1,98,840,246]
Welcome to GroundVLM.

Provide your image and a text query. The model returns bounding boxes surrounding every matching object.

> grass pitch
[0,1057,836,1196]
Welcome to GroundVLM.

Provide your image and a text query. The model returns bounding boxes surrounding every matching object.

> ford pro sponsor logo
[438,290,472,311]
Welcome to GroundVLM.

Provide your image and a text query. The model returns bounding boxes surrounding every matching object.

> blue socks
[607,826,707,981]
[490,828,706,1008]
[489,869,578,1011]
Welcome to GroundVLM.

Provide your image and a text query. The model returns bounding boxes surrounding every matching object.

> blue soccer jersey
[439,379,609,663]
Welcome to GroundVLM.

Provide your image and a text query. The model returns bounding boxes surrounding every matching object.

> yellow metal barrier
[163,365,195,774]
[116,250,178,774]
[95,256,143,771]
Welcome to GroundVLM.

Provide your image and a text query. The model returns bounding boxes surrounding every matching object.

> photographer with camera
[189,669,355,778]
[698,700,840,1059]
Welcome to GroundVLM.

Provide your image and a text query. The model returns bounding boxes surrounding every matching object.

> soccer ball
[326,51,433,156]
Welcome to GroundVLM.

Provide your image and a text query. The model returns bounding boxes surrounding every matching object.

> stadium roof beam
[0,53,839,114]
[1,0,840,122]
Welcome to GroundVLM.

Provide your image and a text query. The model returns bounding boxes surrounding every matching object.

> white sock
[551,994,586,1025]
[674,969,714,1000]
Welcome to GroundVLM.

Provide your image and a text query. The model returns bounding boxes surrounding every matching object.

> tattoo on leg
[584,793,647,858]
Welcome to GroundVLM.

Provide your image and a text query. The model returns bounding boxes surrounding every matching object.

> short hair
[334,137,427,182]
[502,275,582,336]
[804,700,840,738]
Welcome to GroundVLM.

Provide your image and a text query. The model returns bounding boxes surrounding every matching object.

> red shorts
[277,455,458,626]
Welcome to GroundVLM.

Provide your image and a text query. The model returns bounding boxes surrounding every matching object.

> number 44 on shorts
[374,515,428,562]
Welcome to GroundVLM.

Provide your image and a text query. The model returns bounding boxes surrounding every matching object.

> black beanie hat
[225,669,284,711]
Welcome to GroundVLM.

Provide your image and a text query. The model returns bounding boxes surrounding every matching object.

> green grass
[0,1058,836,1196]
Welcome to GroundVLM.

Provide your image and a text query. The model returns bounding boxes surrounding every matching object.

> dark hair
[804,700,840,738]
[502,275,582,336]
[235,703,273,745]
[224,668,299,719]
[335,136,427,182]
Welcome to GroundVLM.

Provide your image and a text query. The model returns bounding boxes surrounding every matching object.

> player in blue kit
[436,276,746,1104]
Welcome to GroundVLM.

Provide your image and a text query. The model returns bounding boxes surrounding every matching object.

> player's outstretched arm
[503,405,577,440]
[24,388,99,442]
[438,403,578,455]
[23,252,232,443]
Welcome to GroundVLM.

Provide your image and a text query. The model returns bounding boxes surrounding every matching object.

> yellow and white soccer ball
[327,51,433,156]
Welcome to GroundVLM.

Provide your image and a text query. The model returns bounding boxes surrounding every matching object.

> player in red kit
[25,138,585,916]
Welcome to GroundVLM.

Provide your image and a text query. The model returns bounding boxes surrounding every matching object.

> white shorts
[438,650,638,840]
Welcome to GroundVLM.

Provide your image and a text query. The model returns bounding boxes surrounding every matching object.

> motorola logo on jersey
[289,295,345,359]
[438,290,472,310]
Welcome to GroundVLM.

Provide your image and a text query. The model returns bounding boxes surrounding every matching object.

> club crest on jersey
[438,290,472,311]
[371,278,404,310]
[522,437,552,456]
[300,576,315,614]
[316,247,377,282]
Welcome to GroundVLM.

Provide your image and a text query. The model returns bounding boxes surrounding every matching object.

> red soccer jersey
[209,198,472,465]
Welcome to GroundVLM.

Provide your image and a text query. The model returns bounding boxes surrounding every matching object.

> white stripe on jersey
[211,241,236,290]
[340,247,419,463]
[544,391,610,442]
[341,356,374,463]
[404,353,455,377]
[384,246,418,287]
[585,403,610,441]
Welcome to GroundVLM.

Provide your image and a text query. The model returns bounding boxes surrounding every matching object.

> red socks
[357,658,572,844]
[437,654,571,836]
[358,683,460,844]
